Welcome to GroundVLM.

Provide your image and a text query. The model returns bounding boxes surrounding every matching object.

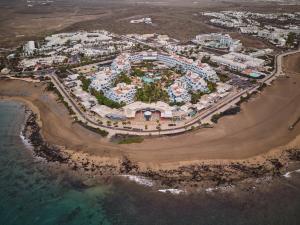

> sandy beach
[0,52,300,188]
[121,53,300,165]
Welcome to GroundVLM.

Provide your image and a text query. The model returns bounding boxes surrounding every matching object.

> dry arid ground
[1,0,300,48]
[0,52,300,169]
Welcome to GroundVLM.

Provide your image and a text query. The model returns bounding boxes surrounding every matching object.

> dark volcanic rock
[287,148,300,161]
[20,109,300,191]
[22,111,70,163]
[119,156,139,174]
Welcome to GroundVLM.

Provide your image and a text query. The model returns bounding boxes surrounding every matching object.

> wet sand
[0,53,300,172]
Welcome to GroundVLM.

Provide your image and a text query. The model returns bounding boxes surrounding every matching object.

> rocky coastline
[22,110,70,163]
[22,108,300,192]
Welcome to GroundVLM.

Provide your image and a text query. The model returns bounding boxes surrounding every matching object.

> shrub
[118,136,144,144]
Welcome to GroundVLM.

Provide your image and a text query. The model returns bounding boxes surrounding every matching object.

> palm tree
[157,125,162,135]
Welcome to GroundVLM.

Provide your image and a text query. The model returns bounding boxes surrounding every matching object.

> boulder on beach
[1,68,11,75]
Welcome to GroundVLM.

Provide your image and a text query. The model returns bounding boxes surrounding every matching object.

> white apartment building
[89,51,218,105]
[191,61,219,82]
[130,17,152,24]
[19,55,67,68]
[168,80,191,103]
[184,71,209,92]
[23,41,36,56]
[44,31,112,48]
[249,49,273,58]
[193,33,242,52]
[229,41,243,52]
[239,26,259,34]
[225,52,265,68]
[90,75,112,93]
[194,33,233,47]
[257,29,270,39]
[210,52,265,72]
[111,53,131,74]
[106,83,137,104]
[127,51,219,82]
[210,55,247,71]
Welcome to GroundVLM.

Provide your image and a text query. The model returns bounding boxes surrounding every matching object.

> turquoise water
[142,77,154,83]
[1,101,300,225]
[249,72,261,78]
[0,101,111,225]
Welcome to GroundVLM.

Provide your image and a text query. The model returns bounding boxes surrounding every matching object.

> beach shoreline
[13,101,300,192]
[0,52,300,191]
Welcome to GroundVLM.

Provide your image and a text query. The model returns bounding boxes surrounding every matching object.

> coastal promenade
[48,48,300,136]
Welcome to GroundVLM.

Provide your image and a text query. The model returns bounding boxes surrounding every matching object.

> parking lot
[227,73,256,89]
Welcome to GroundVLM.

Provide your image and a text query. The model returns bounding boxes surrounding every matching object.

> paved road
[120,35,160,50]
[48,48,300,136]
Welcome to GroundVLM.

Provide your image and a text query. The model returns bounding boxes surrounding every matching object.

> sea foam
[283,169,300,178]
[206,185,235,193]
[122,175,154,187]
[158,189,185,194]
[20,132,33,150]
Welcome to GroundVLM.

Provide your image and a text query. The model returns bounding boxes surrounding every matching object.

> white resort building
[89,50,218,105]
[23,41,36,56]
[106,83,137,104]
[184,71,209,92]
[210,52,265,71]
[193,33,243,52]
[168,80,191,103]
[90,69,113,93]
[111,53,131,74]
[129,51,219,82]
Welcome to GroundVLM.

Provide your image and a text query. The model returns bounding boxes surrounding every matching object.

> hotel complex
[210,52,265,72]
[106,83,137,104]
[184,71,209,92]
[14,26,287,132]
[89,51,219,104]
[193,33,243,52]
[168,81,191,103]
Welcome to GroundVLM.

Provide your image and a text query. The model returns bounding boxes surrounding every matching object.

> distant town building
[130,17,152,24]
[210,52,265,72]
[23,41,36,56]
[193,33,243,52]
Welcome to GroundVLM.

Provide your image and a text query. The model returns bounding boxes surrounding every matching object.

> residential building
[184,71,209,92]
[111,53,131,74]
[168,80,191,103]
[106,83,137,104]
[23,41,36,56]
[210,55,247,71]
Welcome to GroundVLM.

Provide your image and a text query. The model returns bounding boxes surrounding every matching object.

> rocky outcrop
[22,111,70,163]
[22,109,300,191]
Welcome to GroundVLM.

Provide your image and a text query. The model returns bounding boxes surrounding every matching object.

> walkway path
[48,48,300,136]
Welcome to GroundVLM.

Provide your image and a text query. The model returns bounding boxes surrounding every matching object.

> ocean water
[0,100,300,225]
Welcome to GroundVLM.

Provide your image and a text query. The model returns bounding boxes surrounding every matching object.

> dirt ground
[1,0,300,48]
[229,32,274,49]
